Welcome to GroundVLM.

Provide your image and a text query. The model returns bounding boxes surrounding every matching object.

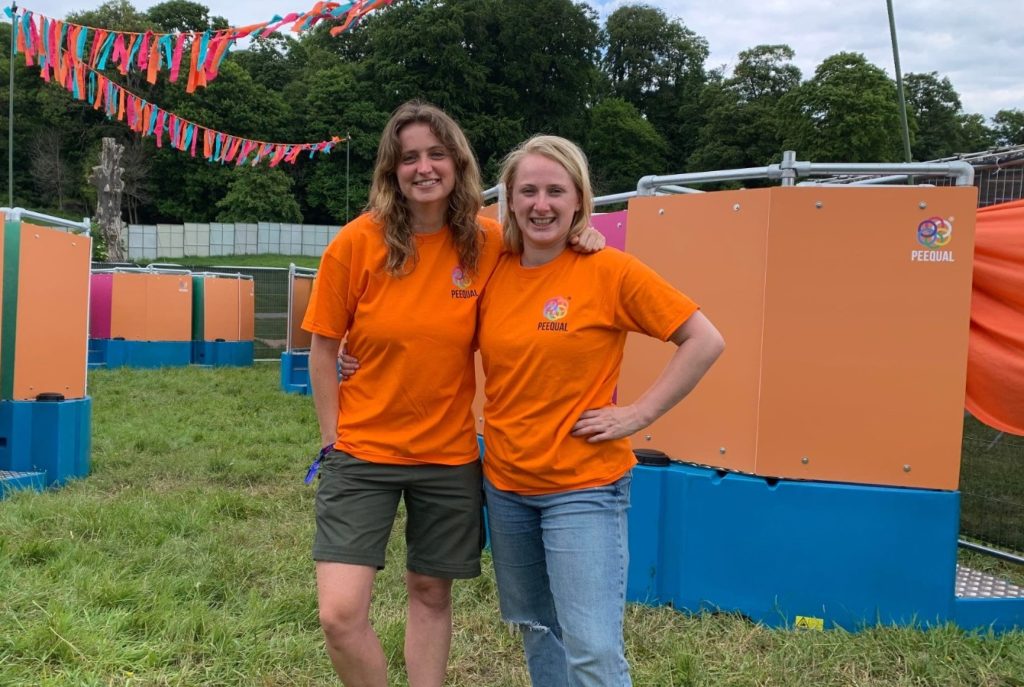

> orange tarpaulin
[966,199,1024,436]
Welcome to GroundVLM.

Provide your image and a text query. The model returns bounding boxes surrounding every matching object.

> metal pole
[886,0,913,163]
[8,2,16,207]
[345,132,350,224]
[958,539,1024,567]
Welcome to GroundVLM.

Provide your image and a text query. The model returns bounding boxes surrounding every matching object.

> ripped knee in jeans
[505,618,556,636]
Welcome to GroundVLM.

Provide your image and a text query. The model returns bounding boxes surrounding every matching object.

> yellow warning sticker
[795,615,824,631]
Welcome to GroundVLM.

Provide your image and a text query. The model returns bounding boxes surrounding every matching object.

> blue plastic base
[627,461,1021,633]
[280,351,311,394]
[192,340,254,367]
[89,339,191,369]
[954,596,1024,635]
[0,397,92,488]
[87,339,107,368]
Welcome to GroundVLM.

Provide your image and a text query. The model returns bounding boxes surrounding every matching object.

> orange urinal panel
[619,193,770,472]
[754,186,976,489]
[290,277,313,349]
[110,273,149,340]
[618,186,975,491]
[146,273,192,341]
[13,223,90,400]
[203,277,241,341]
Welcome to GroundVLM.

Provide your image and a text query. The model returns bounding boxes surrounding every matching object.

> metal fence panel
[176,265,290,360]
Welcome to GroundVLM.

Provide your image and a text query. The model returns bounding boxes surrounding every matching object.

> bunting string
[5,1,394,92]
[40,49,343,167]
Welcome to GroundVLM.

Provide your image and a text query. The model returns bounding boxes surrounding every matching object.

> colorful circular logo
[543,297,569,321]
[451,266,472,289]
[917,217,953,248]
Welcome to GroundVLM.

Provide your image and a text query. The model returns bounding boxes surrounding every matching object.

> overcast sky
[19,0,1024,118]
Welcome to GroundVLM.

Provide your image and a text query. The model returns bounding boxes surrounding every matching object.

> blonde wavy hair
[498,135,594,254]
[368,101,484,277]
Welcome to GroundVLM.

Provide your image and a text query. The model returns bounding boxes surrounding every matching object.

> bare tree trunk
[88,138,126,261]
[28,130,70,211]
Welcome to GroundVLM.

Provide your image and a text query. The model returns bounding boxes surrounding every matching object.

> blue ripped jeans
[484,474,632,687]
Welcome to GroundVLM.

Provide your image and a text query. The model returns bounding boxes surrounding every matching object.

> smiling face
[396,122,456,222]
[510,153,581,264]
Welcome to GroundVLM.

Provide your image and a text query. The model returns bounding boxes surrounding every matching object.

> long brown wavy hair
[368,101,484,277]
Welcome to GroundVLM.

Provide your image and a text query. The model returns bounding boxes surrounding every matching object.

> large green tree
[585,98,668,195]
[992,109,1024,146]
[779,52,908,162]
[905,72,968,160]
[300,64,388,223]
[956,114,996,153]
[602,4,708,168]
[145,59,295,222]
[730,44,802,103]
[216,166,303,222]
[145,0,228,31]
[690,45,801,172]
[351,0,602,174]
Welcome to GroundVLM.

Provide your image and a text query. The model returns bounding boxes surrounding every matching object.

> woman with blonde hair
[303,105,602,686]
[478,135,725,686]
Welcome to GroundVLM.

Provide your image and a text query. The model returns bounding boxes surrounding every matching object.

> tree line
[1,0,1021,229]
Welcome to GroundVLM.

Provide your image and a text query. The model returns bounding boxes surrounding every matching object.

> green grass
[1,364,1023,686]
[141,254,322,269]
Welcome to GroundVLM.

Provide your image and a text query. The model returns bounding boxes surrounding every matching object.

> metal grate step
[1,470,41,480]
[1,470,46,498]
[956,565,1024,599]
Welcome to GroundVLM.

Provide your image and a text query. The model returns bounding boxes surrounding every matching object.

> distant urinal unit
[0,213,92,496]
[191,272,255,366]
[89,267,193,368]
[281,264,317,394]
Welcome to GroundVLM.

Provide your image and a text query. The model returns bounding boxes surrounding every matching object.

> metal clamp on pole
[779,150,797,187]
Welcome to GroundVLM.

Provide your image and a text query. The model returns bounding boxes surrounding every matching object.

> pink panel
[90,273,113,339]
[591,210,627,251]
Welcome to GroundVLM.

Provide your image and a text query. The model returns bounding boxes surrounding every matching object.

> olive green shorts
[313,450,483,579]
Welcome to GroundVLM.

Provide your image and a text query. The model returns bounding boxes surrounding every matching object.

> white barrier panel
[128,222,335,260]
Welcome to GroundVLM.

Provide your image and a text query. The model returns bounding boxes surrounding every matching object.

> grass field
[1,364,1023,686]
[141,254,322,270]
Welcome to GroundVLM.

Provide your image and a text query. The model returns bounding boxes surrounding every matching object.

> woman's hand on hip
[338,345,360,381]
[571,405,646,442]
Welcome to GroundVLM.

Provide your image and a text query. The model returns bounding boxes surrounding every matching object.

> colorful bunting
[40,50,342,167]
[6,1,394,92]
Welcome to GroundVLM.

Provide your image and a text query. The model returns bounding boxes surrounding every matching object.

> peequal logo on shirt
[537,296,570,331]
[450,265,479,299]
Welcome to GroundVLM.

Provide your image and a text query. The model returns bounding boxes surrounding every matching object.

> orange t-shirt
[478,248,698,494]
[302,212,503,465]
